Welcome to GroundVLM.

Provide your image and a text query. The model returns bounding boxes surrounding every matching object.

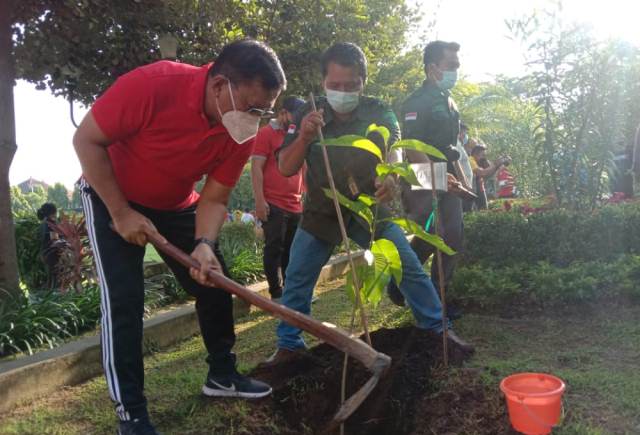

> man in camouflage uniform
[388,41,465,309]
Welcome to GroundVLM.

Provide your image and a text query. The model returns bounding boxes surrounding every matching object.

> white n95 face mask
[325,88,360,114]
[217,80,260,144]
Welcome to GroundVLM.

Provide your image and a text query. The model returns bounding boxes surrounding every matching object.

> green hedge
[450,255,640,309]
[462,202,640,266]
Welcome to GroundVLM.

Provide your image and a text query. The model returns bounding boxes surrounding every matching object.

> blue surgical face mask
[436,70,458,90]
[325,88,360,114]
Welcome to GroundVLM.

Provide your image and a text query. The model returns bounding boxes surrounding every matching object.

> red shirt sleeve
[91,69,153,142]
[252,125,273,158]
[209,139,255,187]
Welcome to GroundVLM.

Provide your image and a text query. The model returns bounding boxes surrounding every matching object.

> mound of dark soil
[251,326,516,435]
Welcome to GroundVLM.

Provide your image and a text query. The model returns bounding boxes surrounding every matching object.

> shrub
[0,276,195,358]
[463,201,640,266]
[0,285,101,356]
[218,222,264,285]
[450,255,640,309]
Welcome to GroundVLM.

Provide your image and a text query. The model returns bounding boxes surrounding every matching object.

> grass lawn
[1,279,638,434]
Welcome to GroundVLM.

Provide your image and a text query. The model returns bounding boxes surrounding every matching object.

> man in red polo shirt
[251,96,305,300]
[73,40,286,435]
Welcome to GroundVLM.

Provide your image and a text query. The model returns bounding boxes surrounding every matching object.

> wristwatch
[194,237,216,251]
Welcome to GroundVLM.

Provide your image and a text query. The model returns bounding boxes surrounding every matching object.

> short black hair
[210,39,286,90]
[321,42,367,81]
[460,123,469,132]
[423,41,460,67]
[37,203,57,220]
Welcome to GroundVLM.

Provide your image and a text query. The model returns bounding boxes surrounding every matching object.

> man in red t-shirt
[73,40,285,435]
[251,96,305,300]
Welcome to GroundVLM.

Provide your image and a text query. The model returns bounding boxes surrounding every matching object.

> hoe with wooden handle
[142,230,391,423]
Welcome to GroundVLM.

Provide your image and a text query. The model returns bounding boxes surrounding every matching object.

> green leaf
[384,218,456,256]
[357,193,377,207]
[366,123,391,147]
[391,139,447,161]
[322,188,374,226]
[372,238,402,285]
[376,162,421,186]
[320,135,383,161]
[362,264,388,308]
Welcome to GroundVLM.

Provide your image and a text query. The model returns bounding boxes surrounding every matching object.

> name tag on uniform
[404,112,418,121]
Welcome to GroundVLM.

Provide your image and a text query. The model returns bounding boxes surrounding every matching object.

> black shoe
[203,370,272,399]
[387,282,406,307]
[117,416,161,435]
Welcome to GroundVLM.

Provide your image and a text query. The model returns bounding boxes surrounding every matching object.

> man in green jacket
[265,42,474,364]
[388,41,466,308]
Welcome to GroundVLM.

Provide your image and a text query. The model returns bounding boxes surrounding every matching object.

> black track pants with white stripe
[80,180,236,421]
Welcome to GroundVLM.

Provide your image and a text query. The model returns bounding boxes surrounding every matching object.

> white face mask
[325,88,360,114]
[217,80,260,144]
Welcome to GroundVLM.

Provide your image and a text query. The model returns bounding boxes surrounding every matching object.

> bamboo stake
[309,93,371,345]
[428,159,449,368]
[308,93,372,435]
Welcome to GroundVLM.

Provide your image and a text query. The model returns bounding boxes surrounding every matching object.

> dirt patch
[251,327,515,435]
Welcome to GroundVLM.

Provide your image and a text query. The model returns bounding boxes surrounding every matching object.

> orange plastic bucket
[500,373,566,434]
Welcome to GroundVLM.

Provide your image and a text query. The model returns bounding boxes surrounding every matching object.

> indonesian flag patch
[404,112,418,121]
[287,124,296,134]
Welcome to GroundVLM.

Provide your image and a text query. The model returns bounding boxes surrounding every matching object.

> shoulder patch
[404,112,418,121]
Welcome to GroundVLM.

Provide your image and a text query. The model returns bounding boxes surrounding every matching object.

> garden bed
[251,326,514,435]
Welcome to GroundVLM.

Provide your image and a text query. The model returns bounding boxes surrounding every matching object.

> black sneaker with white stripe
[203,370,272,399]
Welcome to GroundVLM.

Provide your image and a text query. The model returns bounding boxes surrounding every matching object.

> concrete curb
[0,250,363,414]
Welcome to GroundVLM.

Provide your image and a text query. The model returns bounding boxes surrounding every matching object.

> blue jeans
[276,221,446,350]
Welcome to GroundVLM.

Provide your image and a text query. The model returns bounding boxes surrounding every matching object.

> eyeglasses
[246,107,275,119]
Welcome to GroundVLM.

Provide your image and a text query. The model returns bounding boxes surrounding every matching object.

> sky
[9,0,640,189]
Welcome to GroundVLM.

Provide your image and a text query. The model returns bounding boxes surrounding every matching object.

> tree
[0,0,19,294]
[2,0,176,297]
[2,0,426,298]
[452,79,544,196]
[11,185,47,219]
[47,183,70,210]
[508,5,640,209]
[70,186,83,210]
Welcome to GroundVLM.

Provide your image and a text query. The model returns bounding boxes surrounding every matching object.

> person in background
[469,143,510,209]
[251,96,306,300]
[497,164,517,198]
[456,123,474,212]
[37,202,61,290]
